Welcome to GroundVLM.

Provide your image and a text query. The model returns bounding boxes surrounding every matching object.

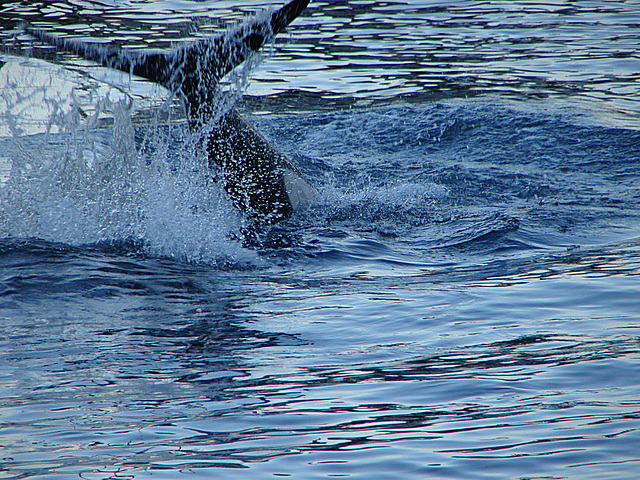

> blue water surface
[1,1,640,479]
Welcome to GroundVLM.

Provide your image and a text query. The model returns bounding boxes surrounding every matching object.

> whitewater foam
[0,57,256,264]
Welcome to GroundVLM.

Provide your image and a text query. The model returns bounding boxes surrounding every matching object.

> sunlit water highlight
[1,1,640,479]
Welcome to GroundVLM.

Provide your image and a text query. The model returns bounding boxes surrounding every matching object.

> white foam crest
[0,60,254,265]
[138,126,255,264]
[0,8,284,265]
[321,181,447,209]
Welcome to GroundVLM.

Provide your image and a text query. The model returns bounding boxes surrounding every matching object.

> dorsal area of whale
[22,0,317,225]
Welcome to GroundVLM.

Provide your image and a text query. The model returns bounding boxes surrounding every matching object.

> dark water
[1,1,640,479]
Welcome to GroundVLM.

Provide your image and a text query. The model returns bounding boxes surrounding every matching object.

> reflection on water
[2,239,639,479]
[1,0,639,124]
[1,1,640,479]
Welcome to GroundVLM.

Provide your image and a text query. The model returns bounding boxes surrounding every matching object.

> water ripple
[2,0,639,124]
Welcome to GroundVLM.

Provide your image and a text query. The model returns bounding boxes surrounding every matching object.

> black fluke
[25,0,312,225]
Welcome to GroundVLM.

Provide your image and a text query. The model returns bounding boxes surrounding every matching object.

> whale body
[23,0,314,225]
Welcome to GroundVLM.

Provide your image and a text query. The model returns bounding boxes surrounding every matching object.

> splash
[0,54,256,264]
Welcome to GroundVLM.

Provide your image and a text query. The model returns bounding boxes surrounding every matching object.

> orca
[23,0,314,225]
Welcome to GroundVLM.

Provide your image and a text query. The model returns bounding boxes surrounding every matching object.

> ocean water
[1,1,640,479]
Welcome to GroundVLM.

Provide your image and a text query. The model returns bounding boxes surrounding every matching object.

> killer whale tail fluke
[22,0,314,226]
[271,0,311,35]
[22,25,171,84]
[24,0,309,98]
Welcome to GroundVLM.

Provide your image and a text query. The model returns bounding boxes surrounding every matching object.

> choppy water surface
[1,1,640,479]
